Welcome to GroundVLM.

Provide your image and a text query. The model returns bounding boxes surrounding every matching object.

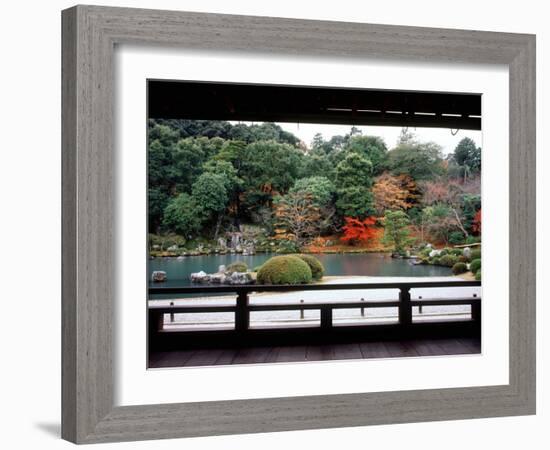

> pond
[148,252,451,289]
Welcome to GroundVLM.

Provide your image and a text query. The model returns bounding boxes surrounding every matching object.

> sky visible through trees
[268,122,482,156]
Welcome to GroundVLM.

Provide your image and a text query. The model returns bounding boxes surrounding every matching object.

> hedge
[294,254,324,280]
[226,261,248,273]
[452,262,468,275]
[256,255,312,285]
[439,254,459,267]
[470,258,482,273]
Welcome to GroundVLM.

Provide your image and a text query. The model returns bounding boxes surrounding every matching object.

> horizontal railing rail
[148,281,481,336]
[149,280,480,295]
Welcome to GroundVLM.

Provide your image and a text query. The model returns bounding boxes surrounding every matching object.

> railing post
[235,289,249,332]
[399,286,412,325]
[320,306,333,330]
[471,301,481,323]
[149,310,164,332]
[147,309,164,348]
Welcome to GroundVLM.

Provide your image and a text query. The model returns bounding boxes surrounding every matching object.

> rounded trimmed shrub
[458,255,469,263]
[470,249,481,260]
[470,258,482,273]
[450,248,463,257]
[439,254,459,267]
[431,257,441,265]
[256,255,312,285]
[452,262,468,275]
[475,269,482,281]
[294,254,324,280]
[226,261,248,273]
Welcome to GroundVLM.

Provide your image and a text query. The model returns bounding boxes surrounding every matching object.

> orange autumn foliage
[341,216,378,245]
[472,209,482,234]
[306,236,329,254]
[372,173,419,214]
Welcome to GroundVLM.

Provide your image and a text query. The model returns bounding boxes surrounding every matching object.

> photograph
[1,1,540,447]
[147,81,483,368]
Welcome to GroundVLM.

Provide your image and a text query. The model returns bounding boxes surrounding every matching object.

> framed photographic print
[62,5,536,444]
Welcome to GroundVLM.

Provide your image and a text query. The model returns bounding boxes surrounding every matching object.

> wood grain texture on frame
[61,5,536,444]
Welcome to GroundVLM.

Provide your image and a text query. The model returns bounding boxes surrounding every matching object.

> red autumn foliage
[472,209,482,234]
[341,216,378,245]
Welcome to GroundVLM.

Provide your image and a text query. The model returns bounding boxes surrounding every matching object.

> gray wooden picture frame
[61,5,536,444]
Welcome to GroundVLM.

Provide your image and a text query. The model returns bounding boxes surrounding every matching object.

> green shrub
[439,248,449,257]
[449,231,465,245]
[439,254,459,267]
[148,233,186,249]
[470,258,482,273]
[465,236,481,245]
[452,262,468,275]
[275,239,300,254]
[475,269,482,281]
[256,255,312,285]
[226,261,248,273]
[470,249,481,260]
[294,254,324,280]
[458,255,469,263]
[450,248,463,257]
[252,265,263,272]
[431,257,441,265]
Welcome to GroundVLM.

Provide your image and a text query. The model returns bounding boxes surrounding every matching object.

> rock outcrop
[190,269,253,285]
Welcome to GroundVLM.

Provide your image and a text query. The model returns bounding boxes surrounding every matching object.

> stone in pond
[209,273,228,284]
[190,271,210,283]
[228,271,253,285]
[151,271,167,282]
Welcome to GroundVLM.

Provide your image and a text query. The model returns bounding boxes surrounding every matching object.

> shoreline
[150,249,393,258]
[316,274,472,284]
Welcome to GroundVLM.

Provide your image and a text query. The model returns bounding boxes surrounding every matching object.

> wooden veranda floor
[148,337,481,368]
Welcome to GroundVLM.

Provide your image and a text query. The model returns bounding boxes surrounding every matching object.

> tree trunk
[214,214,223,240]
[451,207,469,238]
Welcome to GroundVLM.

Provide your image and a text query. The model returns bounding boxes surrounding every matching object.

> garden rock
[209,273,227,284]
[151,271,167,282]
[228,271,253,285]
[190,271,210,283]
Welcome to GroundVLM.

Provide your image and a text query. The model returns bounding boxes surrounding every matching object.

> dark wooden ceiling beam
[148,80,481,130]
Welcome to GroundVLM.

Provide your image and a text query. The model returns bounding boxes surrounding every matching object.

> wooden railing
[148,281,481,340]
